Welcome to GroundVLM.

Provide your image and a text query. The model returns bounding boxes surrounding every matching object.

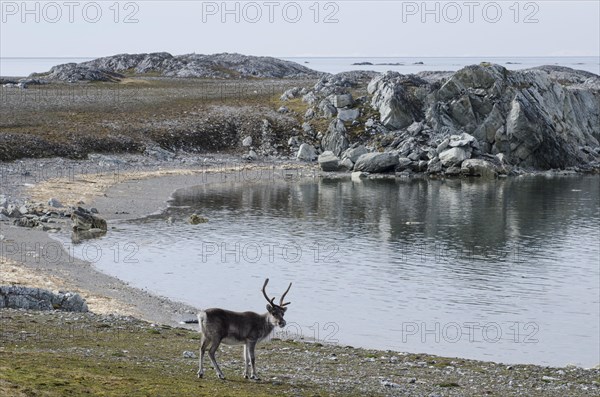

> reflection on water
[68,175,600,367]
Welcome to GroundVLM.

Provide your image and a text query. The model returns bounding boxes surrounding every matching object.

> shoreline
[1,155,599,368]
[1,154,321,325]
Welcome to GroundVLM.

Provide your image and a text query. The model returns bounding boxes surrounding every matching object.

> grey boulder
[337,108,360,122]
[0,286,88,312]
[439,147,471,167]
[354,152,399,173]
[321,119,349,156]
[296,143,317,161]
[342,145,369,163]
[331,94,353,108]
[318,151,341,171]
[461,159,498,179]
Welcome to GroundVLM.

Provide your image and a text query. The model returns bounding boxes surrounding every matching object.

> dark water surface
[67,175,600,367]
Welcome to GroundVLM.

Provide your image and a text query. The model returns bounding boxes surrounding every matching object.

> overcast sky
[1,1,598,58]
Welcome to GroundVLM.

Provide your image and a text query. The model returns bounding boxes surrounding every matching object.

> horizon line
[1,55,599,60]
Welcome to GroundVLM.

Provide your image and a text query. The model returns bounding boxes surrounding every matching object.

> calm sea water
[1,56,598,77]
[60,175,600,368]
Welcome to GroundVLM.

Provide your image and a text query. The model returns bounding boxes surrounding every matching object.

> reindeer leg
[243,343,250,379]
[248,341,260,381]
[208,341,226,380]
[197,335,208,379]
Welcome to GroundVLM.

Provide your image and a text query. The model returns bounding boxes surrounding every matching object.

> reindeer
[189,278,292,380]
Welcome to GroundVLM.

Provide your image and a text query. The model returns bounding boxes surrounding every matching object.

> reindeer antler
[279,282,292,307]
[262,278,276,306]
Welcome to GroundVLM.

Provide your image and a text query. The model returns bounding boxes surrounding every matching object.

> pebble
[381,380,401,388]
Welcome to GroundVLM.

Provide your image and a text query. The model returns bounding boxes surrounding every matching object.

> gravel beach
[1,154,599,396]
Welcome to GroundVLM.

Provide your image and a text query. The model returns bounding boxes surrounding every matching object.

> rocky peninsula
[2,53,598,176]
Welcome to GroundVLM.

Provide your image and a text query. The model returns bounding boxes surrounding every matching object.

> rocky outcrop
[294,63,598,176]
[35,52,321,82]
[0,286,88,312]
[40,63,124,82]
[368,72,430,129]
[313,71,379,96]
[365,64,600,171]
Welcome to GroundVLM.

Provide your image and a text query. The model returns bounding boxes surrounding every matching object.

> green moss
[0,311,360,397]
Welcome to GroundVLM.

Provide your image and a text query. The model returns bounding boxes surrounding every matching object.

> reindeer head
[262,278,292,328]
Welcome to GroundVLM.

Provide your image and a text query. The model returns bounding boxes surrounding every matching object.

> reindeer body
[199,309,276,345]
[196,279,291,380]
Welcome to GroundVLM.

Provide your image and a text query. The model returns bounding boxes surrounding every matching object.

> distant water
[284,56,600,75]
[1,56,598,77]
[0,57,94,78]
[56,175,600,368]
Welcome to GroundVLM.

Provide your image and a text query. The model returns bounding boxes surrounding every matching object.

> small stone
[304,108,315,119]
[189,214,208,225]
[449,132,476,147]
[288,136,300,147]
[542,375,559,382]
[407,121,423,135]
[396,157,413,171]
[242,136,253,147]
[182,351,197,359]
[436,138,450,154]
[339,158,354,171]
[47,198,63,208]
[381,380,401,388]
[302,122,313,133]
[332,94,353,108]
[244,150,258,161]
[351,171,368,181]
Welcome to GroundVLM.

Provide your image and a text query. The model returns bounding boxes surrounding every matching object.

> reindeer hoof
[250,375,261,381]
[243,374,249,379]
[217,374,226,380]
[197,371,204,379]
